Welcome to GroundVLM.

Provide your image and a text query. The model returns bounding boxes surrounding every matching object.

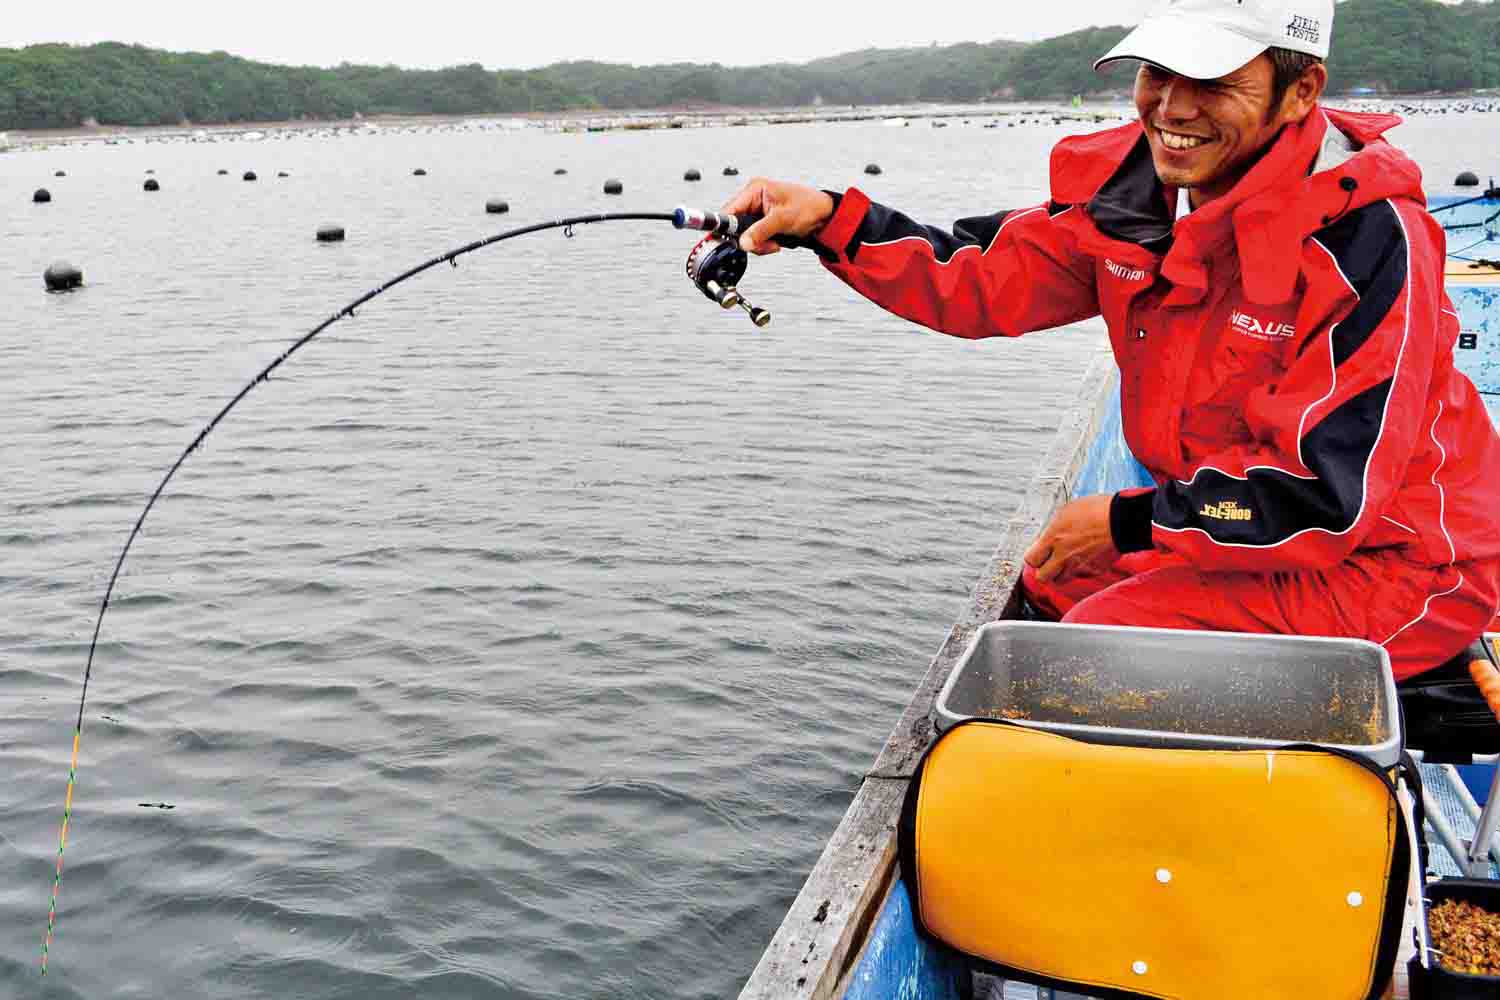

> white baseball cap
[1095,0,1335,81]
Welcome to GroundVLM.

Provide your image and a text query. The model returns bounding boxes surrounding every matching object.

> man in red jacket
[724,0,1500,680]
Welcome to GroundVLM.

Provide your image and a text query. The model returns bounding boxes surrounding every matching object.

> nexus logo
[1230,310,1296,341]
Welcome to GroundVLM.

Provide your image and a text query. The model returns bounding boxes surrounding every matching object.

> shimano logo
[1230,309,1296,341]
[1105,258,1148,282]
[1286,15,1322,45]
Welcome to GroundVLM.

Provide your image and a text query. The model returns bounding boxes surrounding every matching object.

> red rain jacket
[812,108,1500,576]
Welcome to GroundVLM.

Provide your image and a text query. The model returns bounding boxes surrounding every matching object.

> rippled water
[1,108,1487,998]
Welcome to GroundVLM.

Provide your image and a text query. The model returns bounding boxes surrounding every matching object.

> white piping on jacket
[1380,399,1463,648]
[1157,199,1417,552]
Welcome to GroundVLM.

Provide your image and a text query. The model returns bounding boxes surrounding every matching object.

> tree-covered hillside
[2,0,1497,130]
[1331,0,1500,92]
[0,44,594,128]
[983,0,1500,101]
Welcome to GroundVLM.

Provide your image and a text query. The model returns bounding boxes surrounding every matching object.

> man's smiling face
[1134,54,1299,205]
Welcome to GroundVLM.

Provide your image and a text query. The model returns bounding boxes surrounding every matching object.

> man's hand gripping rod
[674,206,797,328]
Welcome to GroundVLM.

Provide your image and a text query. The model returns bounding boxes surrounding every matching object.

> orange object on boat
[1470,655,1500,722]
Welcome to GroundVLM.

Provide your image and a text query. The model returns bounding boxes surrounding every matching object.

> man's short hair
[1267,47,1324,118]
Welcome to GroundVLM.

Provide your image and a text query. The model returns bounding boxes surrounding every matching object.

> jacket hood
[1049,107,1427,305]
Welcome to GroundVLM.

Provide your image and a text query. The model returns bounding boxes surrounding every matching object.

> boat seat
[1397,640,1500,762]
[1399,639,1500,879]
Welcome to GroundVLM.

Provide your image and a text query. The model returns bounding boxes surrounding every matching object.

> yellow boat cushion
[901,721,1407,1000]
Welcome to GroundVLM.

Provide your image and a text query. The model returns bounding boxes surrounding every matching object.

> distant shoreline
[8,110,503,142]
[5,92,1496,149]
[2,103,1101,147]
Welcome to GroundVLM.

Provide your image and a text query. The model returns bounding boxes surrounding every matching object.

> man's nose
[1158,77,1202,121]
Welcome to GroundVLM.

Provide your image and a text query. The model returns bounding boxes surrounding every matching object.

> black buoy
[144,178,160,192]
[603,179,623,195]
[316,224,345,243]
[43,261,83,292]
[277,171,289,178]
[554,168,568,175]
[33,188,52,203]
[486,198,510,214]
[54,170,66,178]
[413,168,427,176]
[864,163,883,176]
[243,171,258,182]
[145,169,155,175]
[723,166,740,177]
[684,168,702,181]
[1456,171,1481,187]
[218,169,229,176]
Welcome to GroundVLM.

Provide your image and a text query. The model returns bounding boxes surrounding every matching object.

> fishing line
[41,205,776,975]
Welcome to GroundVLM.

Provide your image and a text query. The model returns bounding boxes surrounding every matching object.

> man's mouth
[1156,127,1211,151]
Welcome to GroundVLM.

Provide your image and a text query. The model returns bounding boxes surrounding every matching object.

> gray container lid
[933,622,1401,768]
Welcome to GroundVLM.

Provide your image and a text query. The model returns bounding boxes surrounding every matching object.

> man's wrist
[812,190,839,234]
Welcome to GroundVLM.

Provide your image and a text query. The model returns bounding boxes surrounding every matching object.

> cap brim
[1094,16,1268,81]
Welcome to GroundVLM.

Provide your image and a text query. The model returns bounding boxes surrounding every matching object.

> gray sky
[0,1,1160,70]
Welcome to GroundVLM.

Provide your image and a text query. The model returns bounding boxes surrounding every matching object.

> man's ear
[1284,62,1328,123]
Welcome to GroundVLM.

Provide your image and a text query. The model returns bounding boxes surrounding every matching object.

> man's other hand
[721,179,835,256]
[1024,495,1120,584]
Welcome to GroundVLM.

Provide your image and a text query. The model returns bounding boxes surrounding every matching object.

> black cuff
[1110,489,1157,554]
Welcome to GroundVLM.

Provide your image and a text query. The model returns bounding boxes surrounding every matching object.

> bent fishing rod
[41,204,789,975]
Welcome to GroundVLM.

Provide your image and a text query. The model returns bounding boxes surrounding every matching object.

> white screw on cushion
[1156,868,1172,884]
[1347,891,1363,907]
[1133,961,1149,976]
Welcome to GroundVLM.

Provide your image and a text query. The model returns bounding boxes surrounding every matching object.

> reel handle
[672,207,806,249]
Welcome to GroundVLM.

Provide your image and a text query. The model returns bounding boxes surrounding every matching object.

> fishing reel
[685,236,770,327]
[674,206,773,328]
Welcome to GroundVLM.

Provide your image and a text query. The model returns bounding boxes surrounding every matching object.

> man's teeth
[1160,130,1209,150]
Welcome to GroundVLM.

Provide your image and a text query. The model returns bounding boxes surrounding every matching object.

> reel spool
[685,235,770,327]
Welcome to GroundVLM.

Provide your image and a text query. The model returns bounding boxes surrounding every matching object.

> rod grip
[672,207,806,248]
[671,207,759,237]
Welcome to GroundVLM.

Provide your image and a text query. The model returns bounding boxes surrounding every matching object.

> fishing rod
[41,204,788,976]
